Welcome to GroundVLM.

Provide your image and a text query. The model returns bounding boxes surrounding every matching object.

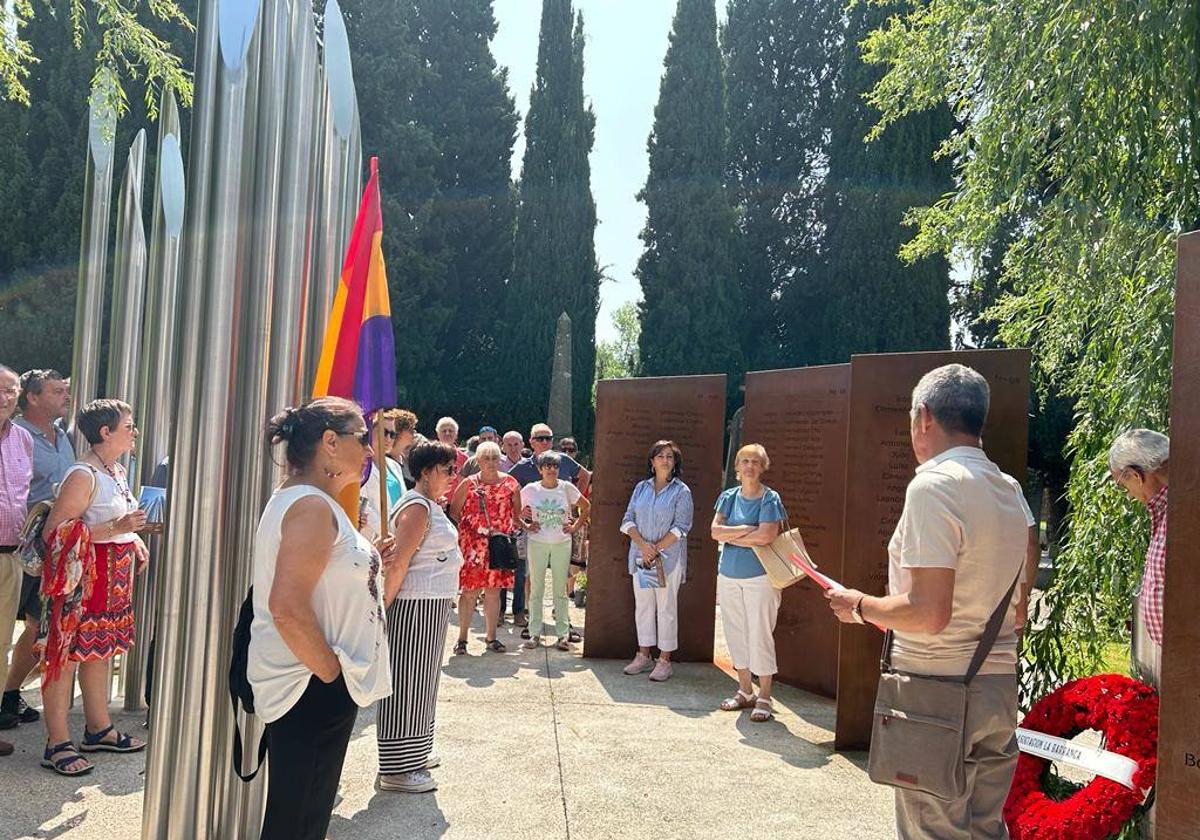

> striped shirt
[619,477,693,577]
[1138,486,1168,645]
[0,420,33,545]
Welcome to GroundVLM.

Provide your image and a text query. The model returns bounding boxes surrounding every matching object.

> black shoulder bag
[477,479,519,571]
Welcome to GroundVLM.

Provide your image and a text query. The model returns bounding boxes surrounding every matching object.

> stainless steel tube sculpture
[104,128,147,703]
[68,69,119,444]
[105,130,148,448]
[125,88,185,712]
[214,0,287,833]
[142,0,262,835]
[303,0,357,390]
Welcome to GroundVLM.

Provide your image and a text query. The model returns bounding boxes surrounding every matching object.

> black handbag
[477,480,519,571]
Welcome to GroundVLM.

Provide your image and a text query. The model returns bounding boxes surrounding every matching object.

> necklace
[99,456,136,507]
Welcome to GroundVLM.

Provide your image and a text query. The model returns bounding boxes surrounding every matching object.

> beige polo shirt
[888,446,1034,677]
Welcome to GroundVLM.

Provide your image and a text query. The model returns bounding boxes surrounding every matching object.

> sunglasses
[438,463,459,476]
[384,429,399,439]
[531,435,553,442]
[561,447,576,454]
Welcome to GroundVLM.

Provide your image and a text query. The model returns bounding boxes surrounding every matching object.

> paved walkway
[0,603,894,839]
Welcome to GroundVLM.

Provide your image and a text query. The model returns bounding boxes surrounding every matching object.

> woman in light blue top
[619,440,693,682]
[711,443,785,721]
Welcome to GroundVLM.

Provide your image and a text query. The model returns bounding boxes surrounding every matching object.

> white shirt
[888,446,1034,677]
[521,480,582,545]
[64,463,138,543]
[391,489,463,599]
[248,485,391,722]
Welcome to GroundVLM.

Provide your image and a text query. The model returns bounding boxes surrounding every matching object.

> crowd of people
[0,359,1175,840]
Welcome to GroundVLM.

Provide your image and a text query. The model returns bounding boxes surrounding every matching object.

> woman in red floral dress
[448,441,521,653]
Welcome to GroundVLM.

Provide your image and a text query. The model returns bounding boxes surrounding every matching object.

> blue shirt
[620,477,693,578]
[13,417,75,508]
[509,453,582,488]
[715,486,785,578]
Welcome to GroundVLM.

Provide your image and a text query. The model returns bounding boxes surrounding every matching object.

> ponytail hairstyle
[268,397,364,473]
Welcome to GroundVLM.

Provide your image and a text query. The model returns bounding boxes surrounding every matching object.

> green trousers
[527,539,572,639]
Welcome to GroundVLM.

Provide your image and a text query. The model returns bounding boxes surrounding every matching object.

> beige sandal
[750,697,773,722]
[719,689,757,712]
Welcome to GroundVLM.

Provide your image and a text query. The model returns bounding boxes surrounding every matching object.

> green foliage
[504,0,599,445]
[722,0,840,371]
[791,0,952,365]
[637,0,743,395]
[1,0,193,116]
[347,0,519,431]
[594,301,640,389]
[860,0,1186,695]
[0,0,194,373]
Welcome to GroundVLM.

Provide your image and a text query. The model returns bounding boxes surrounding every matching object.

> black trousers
[261,674,358,840]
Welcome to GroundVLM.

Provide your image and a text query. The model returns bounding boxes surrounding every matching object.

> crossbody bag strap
[476,478,493,531]
[963,561,1024,684]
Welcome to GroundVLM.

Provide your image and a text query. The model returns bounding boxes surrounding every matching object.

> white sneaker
[377,769,437,793]
[426,753,440,769]
[623,652,653,675]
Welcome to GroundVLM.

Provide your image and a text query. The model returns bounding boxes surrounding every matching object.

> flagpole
[375,413,389,540]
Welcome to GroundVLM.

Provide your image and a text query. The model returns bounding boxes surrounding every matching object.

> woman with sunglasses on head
[376,440,464,793]
[250,398,395,840]
[521,450,590,651]
[38,399,150,777]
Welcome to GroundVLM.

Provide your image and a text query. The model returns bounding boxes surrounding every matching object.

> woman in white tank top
[374,440,464,794]
[247,398,397,840]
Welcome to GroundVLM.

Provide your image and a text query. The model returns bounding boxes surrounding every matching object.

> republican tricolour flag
[312,156,396,416]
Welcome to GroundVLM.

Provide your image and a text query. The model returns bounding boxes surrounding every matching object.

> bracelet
[851,595,866,625]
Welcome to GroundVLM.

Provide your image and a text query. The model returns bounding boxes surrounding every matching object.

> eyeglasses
[531,435,553,442]
[438,463,459,476]
[561,447,576,454]
[541,463,560,470]
[340,429,371,446]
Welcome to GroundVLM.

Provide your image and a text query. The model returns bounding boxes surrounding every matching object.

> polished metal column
[125,88,185,712]
[302,0,357,392]
[142,0,263,836]
[68,69,118,442]
[105,129,148,430]
[268,0,320,417]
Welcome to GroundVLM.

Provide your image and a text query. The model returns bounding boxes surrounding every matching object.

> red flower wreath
[1004,673,1158,839]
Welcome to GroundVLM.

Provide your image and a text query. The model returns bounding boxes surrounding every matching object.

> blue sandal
[81,724,146,753]
[42,741,93,776]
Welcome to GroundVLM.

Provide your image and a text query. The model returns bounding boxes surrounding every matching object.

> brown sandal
[750,697,774,722]
[719,689,757,711]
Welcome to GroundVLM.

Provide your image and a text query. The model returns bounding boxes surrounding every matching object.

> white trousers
[718,573,781,676]
[632,562,683,652]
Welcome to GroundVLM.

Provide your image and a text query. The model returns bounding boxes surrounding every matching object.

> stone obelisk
[548,311,572,437]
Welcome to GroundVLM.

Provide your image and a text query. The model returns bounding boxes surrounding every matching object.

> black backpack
[229,586,268,782]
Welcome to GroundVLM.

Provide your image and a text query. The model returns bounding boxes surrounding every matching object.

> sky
[491,1,684,343]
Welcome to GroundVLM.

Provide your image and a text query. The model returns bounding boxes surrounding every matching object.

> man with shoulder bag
[826,364,1040,839]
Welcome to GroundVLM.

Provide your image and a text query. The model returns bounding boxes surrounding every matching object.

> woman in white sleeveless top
[375,440,464,793]
[39,399,150,777]
[247,398,396,840]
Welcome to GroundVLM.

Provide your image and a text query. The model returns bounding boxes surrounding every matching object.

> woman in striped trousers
[378,441,464,793]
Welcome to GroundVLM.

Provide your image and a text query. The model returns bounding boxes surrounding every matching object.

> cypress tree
[794,1,953,363]
[504,1,598,443]
[636,0,742,393]
[723,0,840,370]
[345,0,517,428]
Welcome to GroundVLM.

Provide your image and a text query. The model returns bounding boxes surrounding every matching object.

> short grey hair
[476,441,502,460]
[1108,429,1169,473]
[436,416,458,433]
[911,364,990,437]
[537,450,563,468]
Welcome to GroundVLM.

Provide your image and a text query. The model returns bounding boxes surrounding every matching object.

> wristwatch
[850,596,866,625]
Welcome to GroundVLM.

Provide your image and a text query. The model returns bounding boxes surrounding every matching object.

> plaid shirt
[1138,485,1168,645]
[0,420,34,545]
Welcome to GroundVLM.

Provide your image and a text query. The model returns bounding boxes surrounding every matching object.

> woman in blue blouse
[711,444,784,722]
[619,440,693,682]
